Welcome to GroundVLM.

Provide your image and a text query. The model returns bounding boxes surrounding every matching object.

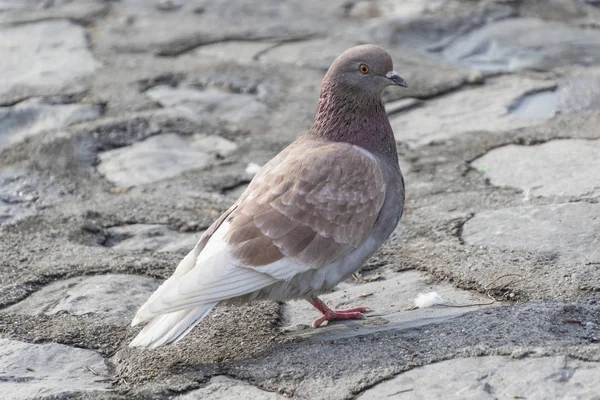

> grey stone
[0,0,108,26]
[93,0,328,54]
[462,203,600,263]
[4,274,160,319]
[0,201,37,226]
[145,85,267,127]
[177,376,279,399]
[284,269,496,341]
[361,356,600,400]
[472,139,600,198]
[259,37,350,69]
[107,224,200,254]
[0,0,109,25]
[194,41,276,64]
[348,0,445,19]
[509,74,600,119]
[0,177,38,226]
[191,134,238,157]
[0,0,40,11]
[0,168,39,226]
[97,133,213,187]
[385,98,422,116]
[509,88,559,120]
[0,98,102,148]
[442,18,600,72]
[344,1,382,19]
[0,338,110,400]
[380,0,446,18]
[556,72,600,113]
[391,76,556,146]
[0,20,98,104]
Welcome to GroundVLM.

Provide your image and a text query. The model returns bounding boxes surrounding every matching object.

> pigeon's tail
[129,303,217,349]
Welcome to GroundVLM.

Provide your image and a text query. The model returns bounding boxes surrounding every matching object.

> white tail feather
[129,303,217,349]
[129,221,279,349]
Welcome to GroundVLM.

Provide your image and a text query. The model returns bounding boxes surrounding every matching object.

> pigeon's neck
[309,81,398,160]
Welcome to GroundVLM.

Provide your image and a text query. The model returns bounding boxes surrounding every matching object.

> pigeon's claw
[311,309,367,328]
[308,297,370,328]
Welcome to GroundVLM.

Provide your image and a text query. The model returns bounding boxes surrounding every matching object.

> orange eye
[359,64,369,74]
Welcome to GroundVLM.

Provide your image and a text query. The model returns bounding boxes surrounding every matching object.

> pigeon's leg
[307,296,369,328]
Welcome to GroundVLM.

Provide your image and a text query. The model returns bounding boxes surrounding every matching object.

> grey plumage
[130,44,407,348]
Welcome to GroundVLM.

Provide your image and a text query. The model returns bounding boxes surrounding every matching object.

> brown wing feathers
[224,141,386,268]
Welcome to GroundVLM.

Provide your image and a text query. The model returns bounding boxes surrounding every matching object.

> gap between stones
[156,32,322,57]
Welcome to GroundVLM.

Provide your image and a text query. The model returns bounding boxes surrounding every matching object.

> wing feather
[132,221,277,321]
[225,139,387,271]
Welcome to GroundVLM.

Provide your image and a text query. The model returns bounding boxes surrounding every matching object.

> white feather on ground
[413,292,444,308]
[245,162,262,176]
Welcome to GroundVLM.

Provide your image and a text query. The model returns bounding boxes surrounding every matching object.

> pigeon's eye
[359,64,369,74]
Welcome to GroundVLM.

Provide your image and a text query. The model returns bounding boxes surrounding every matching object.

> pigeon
[130,44,407,348]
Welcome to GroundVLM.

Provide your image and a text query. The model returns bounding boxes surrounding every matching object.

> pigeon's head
[324,44,408,97]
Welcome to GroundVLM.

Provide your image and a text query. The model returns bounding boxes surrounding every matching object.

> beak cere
[386,71,408,87]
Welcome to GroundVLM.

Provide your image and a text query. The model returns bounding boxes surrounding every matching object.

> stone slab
[509,74,600,120]
[0,338,110,400]
[472,139,600,198]
[0,20,98,104]
[348,0,445,19]
[0,199,37,226]
[0,168,39,226]
[391,76,556,146]
[361,356,600,400]
[442,18,600,72]
[0,98,102,148]
[190,134,238,157]
[462,203,600,263]
[107,224,200,254]
[4,274,160,319]
[92,0,326,56]
[177,376,279,400]
[97,133,213,187]
[145,85,267,127]
[193,41,276,64]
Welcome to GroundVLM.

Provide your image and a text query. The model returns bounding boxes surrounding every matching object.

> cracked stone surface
[0,98,102,148]
[361,356,600,400]
[97,133,213,186]
[0,20,99,104]
[107,224,201,254]
[462,203,600,263]
[4,274,159,320]
[0,168,40,226]
[441,18,600,72]
[391,75,562,146]
[145,85,268,128]
[472,139,600,198]
[284,268,496,340]
[177,376,279,400]
[0,338,110,400]
[1,1,600,399]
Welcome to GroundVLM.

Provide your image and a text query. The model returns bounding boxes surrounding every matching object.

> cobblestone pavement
[1,1,599,399]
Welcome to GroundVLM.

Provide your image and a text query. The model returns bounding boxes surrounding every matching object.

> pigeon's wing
[131,140,387,323]
[226,140,387,276]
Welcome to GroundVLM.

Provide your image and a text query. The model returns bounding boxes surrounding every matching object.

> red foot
[308,297,370,328]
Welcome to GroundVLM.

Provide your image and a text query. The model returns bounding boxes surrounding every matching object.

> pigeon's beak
[386,71,408,87]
